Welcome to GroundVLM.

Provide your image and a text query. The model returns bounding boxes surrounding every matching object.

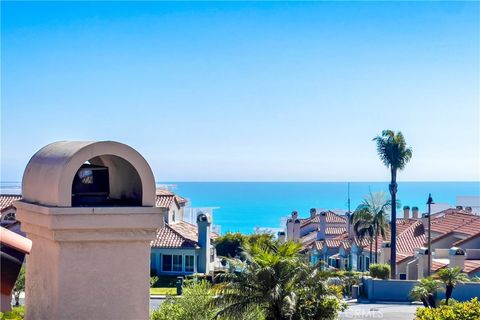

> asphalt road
[339,303,418,320]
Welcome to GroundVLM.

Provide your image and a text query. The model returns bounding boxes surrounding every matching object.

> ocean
[2,181,479,234]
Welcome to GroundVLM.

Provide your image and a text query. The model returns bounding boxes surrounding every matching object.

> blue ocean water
[2,181,479,234]
[166,182,480,234]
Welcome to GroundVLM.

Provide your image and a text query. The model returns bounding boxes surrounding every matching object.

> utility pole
[427,194,434,277]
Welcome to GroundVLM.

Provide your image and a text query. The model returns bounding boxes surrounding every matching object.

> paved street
[339,303,418,320]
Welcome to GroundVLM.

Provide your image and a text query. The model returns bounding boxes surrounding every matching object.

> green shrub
[151,280,217,320]
[150,276,159,287]
[369,263,390,279]
[0,306,25,320]
[415,298,480,320]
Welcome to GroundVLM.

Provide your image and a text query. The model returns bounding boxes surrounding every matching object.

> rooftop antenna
[347,182,351,214]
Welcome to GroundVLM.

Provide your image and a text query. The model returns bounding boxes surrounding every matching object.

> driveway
[339,303,418,320]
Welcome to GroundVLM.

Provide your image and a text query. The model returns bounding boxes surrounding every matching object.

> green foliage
[150,276,159,287]
[151,280,217,320]
[0,306,25,320]
[435,267,469,305]
[214,232,246,258]
[410,277,440,308]
[213,232,275,259]
[12,266,25,307]
[368,264,390,279]
[415,298,480,320]
[212,239,344,320]
[373,130,413,171]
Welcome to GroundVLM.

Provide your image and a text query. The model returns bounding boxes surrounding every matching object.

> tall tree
[436,267,469,305]
[351,208,375,268]
[373,130,412,278]
[354,192,391,263]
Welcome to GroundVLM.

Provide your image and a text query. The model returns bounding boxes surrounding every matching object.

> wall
[363,278,480,302]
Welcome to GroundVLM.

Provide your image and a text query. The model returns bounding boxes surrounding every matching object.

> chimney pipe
[317,211,327,240]
[449,247,466,270]
[310,208,317,219]
[403,206,410,219]
[197,213,211,274]
[412,206,419,219]
[293,219,301,242]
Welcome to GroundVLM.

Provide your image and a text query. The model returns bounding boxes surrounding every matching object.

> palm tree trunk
[369,238,373,270]
[375,229,379,264]
[389,168,397,279]
[446,285,453,305]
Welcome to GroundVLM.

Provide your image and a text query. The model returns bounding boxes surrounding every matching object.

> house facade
[283,206,480,278]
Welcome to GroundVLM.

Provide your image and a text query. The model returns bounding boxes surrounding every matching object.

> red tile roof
[155,189,188,209]
[0,194,21,211]
[430,211,480,236]
[300,211,346,227]
[463,260,480,275]
[326,227,347,235]
[151,220,218,249]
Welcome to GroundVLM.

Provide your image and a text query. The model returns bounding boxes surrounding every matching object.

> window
[173,255,183,272]
[358,256,363,271]
[162,255,172,272]
[185,255,194,272]
[365,256,370,270]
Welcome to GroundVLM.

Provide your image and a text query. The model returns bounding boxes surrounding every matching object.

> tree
[373,130,412,278]
[351,208,374,268]
[353,192,391,263]
[212,240,344,320]
[213,232,275,259]
[12,266,25,307]
[436,267,469,305]
[410,277,439,308]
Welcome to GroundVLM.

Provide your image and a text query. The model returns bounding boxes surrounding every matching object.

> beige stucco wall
[17,141,164,320]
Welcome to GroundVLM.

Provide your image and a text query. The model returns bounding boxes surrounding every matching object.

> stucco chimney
[456,206,463,210]
[286,211,297,241]
[277,231,286,243]
[412,206,419,219]
[403,206,410,219]
[417,247,430,279]
[293,219,301,242]
[465,207,473,214]
[316,211,327,240]
[380,241,391,265]
[449,247,466,270]
[310,208,317,219]
[197,212,211,274]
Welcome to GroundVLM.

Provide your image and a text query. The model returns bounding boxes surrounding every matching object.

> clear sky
[1,1,479,182]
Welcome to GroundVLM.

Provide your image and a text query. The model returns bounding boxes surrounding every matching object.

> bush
[415,298,480,320]
[151,280,217,320]
[0,306,25,320]
[150,276,159,287]
[369,263,390,279]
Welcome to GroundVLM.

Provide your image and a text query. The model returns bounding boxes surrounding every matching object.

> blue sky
[1,1,479,182]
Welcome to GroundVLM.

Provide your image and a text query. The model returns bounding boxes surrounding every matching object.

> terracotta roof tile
[0,194,21,211]
[300,211,346,227]
[155,189,188,209]
[430,211,480,236]
[463,260,480,275]
[326,227,347,235]
[151,220,217,249]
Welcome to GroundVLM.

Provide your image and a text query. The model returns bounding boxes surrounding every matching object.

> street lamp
[427,194,434,276]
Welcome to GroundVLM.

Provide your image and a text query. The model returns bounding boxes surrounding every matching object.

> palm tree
[410,277,439,308]
[213,240,344,320]
[373,130,412,278]
[436,267,469,305]
[213,241,304,320]
[353,192,391,263]
[351,208,375,268]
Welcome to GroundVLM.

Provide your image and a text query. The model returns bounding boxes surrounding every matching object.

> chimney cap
[449,247,465,256]
[197,212,211,224]
[403,206,410,210]
[381,241,391,248]
[412,206,419,211]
